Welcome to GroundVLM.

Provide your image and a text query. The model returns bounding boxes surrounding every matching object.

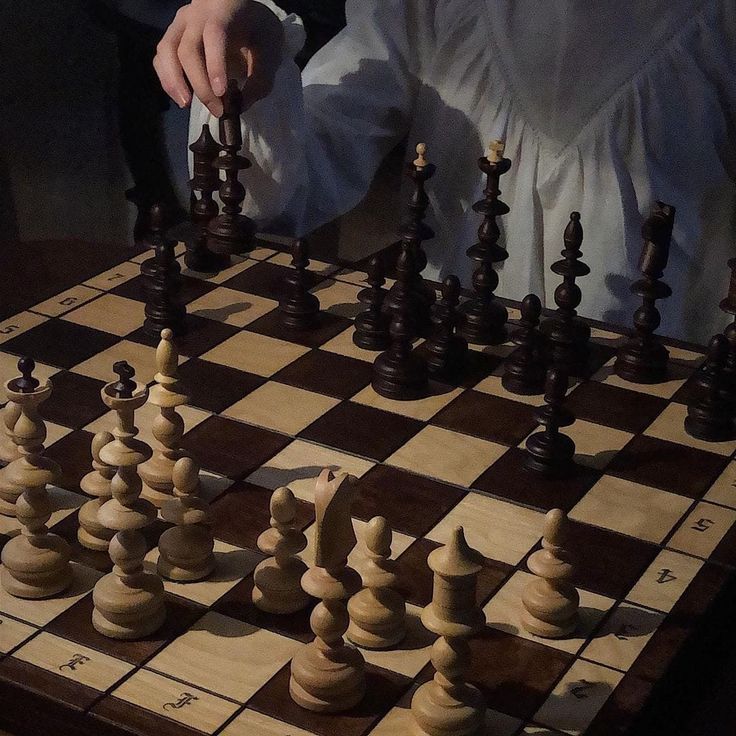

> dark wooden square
[567,381,669,434]
[431,390,537,446]
[42,372,106,429]
[178,358,265,413]
[300,402,423,462]
[222,261,325,300]
[111,273,215,305]
[45,430,95,493]
[2,320,119,370]
[474,447,600,512]
[246,309,352,349]
[127,314,239,357]
[353,465,466,537]
[606,434,728,499]
[248,663,411,736]
[274,350,373,399]
[180,415,290,478]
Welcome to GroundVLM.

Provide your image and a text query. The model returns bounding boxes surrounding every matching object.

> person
[154,0,736,342]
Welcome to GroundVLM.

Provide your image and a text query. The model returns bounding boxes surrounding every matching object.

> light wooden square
[467,340,516,359]
[321,327,385,363]
[249,246,278,260]
[202,331,309,377]
[644,402,736,456]
[113,667,239,734]
[0,312,48,344]
[63,294,145,336]
[428,494,545,566]
[45,421,74,448]
[591,359,688,399]
[73,340,158,383]
[223,382,339,435]
[221,709,319,736]
[269,251,339,277]
[0,615,36,654]
[625,549,704,613]
[310,279,362,318]
[473,374,545,406]
[559,420,633,470]
[84,261,141,291]
[0,562,101,626]
[130,243,185,264]
[483,571,614,655]
[386,426,506,487]
[147,611,302,703]
[188,287,277,328]
[246,439,374,502]
[533,659,623,735]
[704,461,736,509]
[14,631,133,691]
[570,476,691,543]
[351,383,462,422]
[667,501,736,559]
[33,285,101,318]
[0,353,56,386]
[581,603,664,671]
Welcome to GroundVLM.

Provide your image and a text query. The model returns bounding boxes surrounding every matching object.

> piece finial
[543,508,568,547]
[15,356,39,393]
[414,142,429,168]
[270,486,297,525]
[364,515,392,557]
[156,329,179,380]
[487,139,506,163]
[441,275,461,306]
[707,333,728,366]
[520,293,542,324]
[111,361,136,399]
[172,456,199,495]
[544,366,568,404]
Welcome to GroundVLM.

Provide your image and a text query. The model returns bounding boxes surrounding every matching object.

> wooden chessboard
[0,239,735,736]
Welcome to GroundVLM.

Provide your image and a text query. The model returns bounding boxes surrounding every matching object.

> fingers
[203,22,228,98]
[178,30,223,117]
[154,13,190,108]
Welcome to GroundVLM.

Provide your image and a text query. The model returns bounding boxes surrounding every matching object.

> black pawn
[425,275,468,380]
[279,239,320,330]
[353,256,390,350]
[685,335,736,442]
[524,367,576,477]
[503,294,546,395]
[14,357,39,394]
[141,204,186,338]
[110,361,137,399]
[372,313,428,401]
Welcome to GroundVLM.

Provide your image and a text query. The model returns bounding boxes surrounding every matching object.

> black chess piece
[353,255,390,350]
[425,275,468,380]
[719,257,736,394]
[111,361,137,399]
[384,144,436,332]
[13,357,39,394]
[186,124,228,272]
[524,367,576,477]
[614,202,675,384]
[503,294,546,395]
[279,238,320,330]
[141,203,186,338]
[685,335,736,442]
[206,81,256,255]
[372,313,429,401]
[460,140,511,345]
[541,213,591,376]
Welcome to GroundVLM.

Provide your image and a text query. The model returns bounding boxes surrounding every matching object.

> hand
[154,0,285,117]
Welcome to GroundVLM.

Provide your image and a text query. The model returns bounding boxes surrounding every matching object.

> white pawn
[521,508,580,639]
[347,516,406,649]
[252,486,309,614]
[78,431,116,551]
[158,457,215,582]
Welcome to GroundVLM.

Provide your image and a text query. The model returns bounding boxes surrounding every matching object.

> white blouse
[190,0,736,342]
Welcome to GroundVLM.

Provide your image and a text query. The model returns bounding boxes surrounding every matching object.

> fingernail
[178,92,190,108]
[212,76,226,97]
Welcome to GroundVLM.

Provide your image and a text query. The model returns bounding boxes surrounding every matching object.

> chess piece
[347,515,406,649]
[0,399,21,465]
[1,358,73,598]
[460,140,511,345]
[252,486,309,614]
[541,213,591,376]
[719,257,736,393]
[140,329,189,507]
[279,238,320,330]
[186,124,227,272]
[92,362,166,640]
[206,80,256,255]
[353,255,390,351]
[524,367,576,477]
[522,509,580,639]
[385,143,437,332]
[78,431,116,552]
[289,469,366,712]
[158,457,215,581]
[410,527,485,736]
[503,293,546,394]
[425,275,468,381]
[614,202,675,383]
[685,334,736,442]
[141,203,187,338]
